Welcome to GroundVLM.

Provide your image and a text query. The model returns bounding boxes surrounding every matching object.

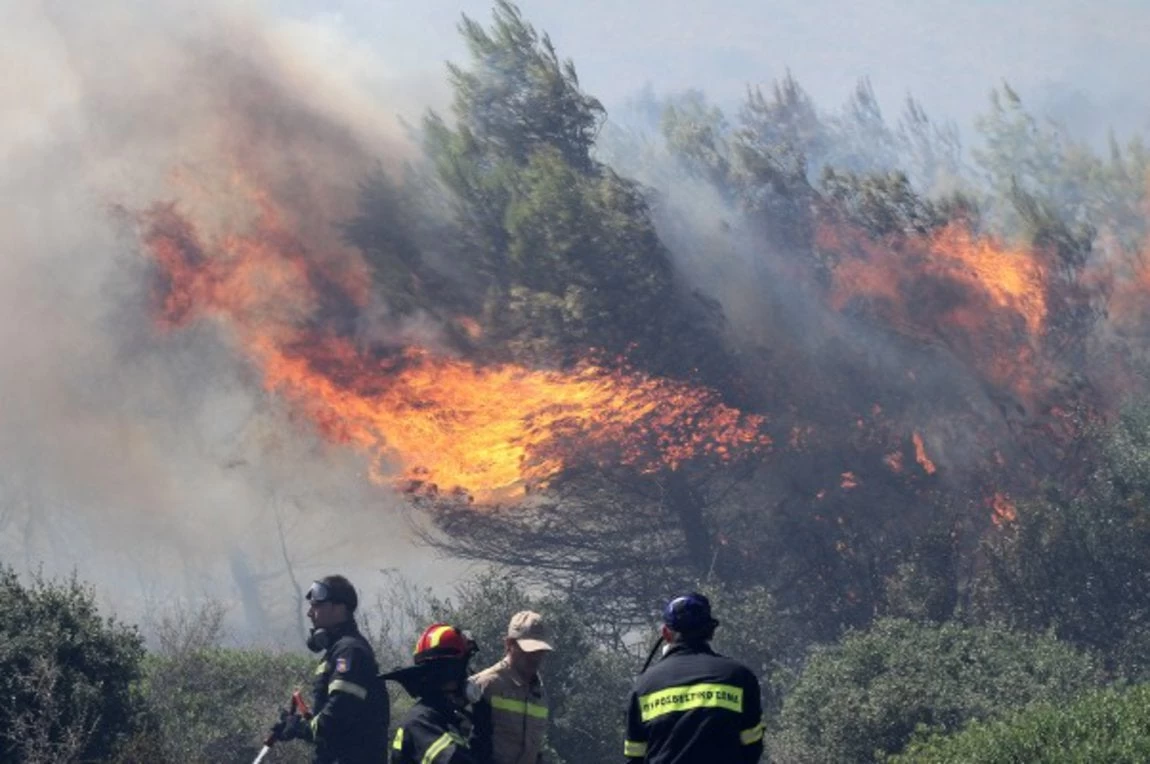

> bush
[139,646,317,762]
[0,566,145,762]
[770,618,1100,763]
[894,683,1150,763]
[132,602,315,763]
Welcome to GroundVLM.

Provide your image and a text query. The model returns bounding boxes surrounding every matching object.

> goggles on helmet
[307,580,336,604]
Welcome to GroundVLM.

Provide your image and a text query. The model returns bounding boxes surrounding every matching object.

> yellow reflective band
[310,715,320,735]
[426,625,453,650]
[638,683,744,722]
[314,660,328,675]
[328,679,368,700]
[624,739,648,757]
[393,727,404,751]
[490,695,548,719]
[740,721,765,745]
[422,731,466,764]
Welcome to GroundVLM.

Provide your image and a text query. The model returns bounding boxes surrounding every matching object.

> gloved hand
[271,710,312,741]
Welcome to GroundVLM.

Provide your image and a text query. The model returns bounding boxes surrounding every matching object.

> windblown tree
[126,4,1150,756]
[972,400,1150,674]
[348,3,1122,651]
[629,69,1132,648]
[344,1,779,631]
[974,84,1149,249]
[417,0,730,380]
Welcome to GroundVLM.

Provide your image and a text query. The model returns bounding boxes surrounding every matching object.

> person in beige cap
[470,611,553,764]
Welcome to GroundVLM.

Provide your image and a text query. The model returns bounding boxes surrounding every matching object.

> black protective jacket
[391,697,478,764]
[624,642,763,764]
[308,621,389,763]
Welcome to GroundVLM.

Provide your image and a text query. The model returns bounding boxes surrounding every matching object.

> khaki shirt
[472,657,549,764]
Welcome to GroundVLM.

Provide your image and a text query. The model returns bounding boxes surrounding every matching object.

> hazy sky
[280,0,1150,140]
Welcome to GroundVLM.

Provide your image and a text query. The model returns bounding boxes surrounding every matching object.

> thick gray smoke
[0,0,461,644]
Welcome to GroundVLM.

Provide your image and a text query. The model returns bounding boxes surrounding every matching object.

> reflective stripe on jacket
[471,657,548,764]
[310,621,390,764]
[624,642,763,764]
[390,700,477,764]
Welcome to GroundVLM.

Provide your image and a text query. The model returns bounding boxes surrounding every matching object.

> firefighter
[270,575,389,763]
[470,611,553,764]
[385,623,486,764]
[624,593,764,763]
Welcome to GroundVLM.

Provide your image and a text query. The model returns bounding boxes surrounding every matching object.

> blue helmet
[662,592,719,634]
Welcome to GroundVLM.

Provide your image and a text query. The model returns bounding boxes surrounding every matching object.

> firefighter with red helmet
[624,593,764,763]
[385,623,487,764]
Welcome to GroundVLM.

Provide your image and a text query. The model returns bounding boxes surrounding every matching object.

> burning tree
[138,177,773,629]
[131,1,1150,664]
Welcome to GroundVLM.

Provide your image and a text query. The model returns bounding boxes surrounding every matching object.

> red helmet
[413,623,475,664]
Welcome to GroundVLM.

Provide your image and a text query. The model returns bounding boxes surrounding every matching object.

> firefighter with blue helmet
[624,593,764,763]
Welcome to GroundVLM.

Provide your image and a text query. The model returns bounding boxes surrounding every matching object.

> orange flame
[455,316,483,340]
[822,221,1050,401]
[256,340,770,500]
[138,181,770,503]
[990,492,1017,526]
[931,224,1047,335]
[912,431,937,475]
[825,222,1047,334]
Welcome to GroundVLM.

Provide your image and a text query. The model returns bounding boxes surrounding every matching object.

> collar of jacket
[498,656,544,689]
[663,641,717,660]
[324,619,360,647]
[420,694,469,725]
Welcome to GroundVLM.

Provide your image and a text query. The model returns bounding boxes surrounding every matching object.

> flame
[841,471,859,489]
[822,221,1050,400]
[456,316,483,340]
[931,224,1047,335]
[138,178,770,503]
[257,341,770,500]
[912,431,937,475]
[825,222,1047,334]
[990,492,1017,526]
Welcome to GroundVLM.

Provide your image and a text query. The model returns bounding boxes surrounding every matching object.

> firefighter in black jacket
[624,593,764,763]
[385,623,487,764]
[271,575,389,763]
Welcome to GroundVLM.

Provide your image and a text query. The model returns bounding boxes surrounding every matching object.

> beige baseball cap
[507,610,554,652]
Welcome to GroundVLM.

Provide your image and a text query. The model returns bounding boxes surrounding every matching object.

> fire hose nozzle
[292,689,313,718]
[253,689,311,762]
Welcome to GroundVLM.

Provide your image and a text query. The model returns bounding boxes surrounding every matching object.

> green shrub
[894,683,1150,763]
[0,566,145,762]
[770,619,1099,763]
[138,646,316,763]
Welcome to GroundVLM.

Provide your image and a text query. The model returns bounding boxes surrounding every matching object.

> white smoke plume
[0,0,461,643]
